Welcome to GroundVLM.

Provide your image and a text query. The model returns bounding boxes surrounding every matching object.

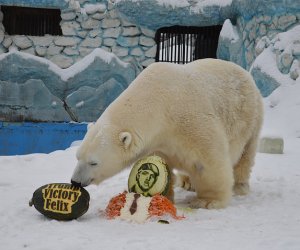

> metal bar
[154,25,222,64]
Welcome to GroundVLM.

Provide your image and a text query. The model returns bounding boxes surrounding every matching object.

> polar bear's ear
[119,131,132,149]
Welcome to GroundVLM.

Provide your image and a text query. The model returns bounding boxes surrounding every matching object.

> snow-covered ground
[1,80,300,250]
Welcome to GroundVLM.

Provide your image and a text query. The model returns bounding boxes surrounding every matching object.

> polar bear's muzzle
[71,162,94,187]
[71,177,93,187]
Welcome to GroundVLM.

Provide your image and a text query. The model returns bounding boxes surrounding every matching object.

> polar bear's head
[71,119,139,187]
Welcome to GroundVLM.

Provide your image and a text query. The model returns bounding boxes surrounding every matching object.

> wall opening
[155,25,222,64]
[1,6,62,36]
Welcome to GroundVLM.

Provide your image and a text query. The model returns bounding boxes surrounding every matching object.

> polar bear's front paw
[189,198,226,209]
[233,183,249,196]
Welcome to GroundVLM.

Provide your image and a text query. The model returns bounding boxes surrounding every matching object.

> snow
[220,19,239,42]
[1,78,300,249]
[273,25,300,52]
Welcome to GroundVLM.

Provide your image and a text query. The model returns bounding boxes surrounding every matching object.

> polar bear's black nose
[71,180,82,187]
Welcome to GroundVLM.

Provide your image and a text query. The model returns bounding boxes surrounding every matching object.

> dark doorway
[2,6,62,36]
[155,25,222,64]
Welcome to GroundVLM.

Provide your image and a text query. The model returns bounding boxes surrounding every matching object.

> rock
[21,47,35,55]
[277,14,296,30]
[61,12,77,21]
[292,43,300,56]
[81,18,100,29]
[259,23,267,36]
[145,45,157,58]
[0,29,4,43]
[80,37,102,48]
[112,46,128,57]
[130,47,144,56]
[255,36,270,56]
[248,29,257,41]
[102,18,121,28]
[122,27,141,37]
[89,29,102,38]
[139,36,155,47]
[65,78,125,122]
[278,51,293,74]
[0,46,7,54]
[290,60,299,80]
[77,31,88,38]
[0,9,3,22]
[61,21,81,36]
[2,36,12,48]
[76,14,89,23]
[108,9,119,19]
[0,49,139,122]
[12,36,33,49]
[116,36,139,47]
[79,47,94,57]
[84,3,106,15]
[0,52,66,99]
[66,48,138,96]
[258,137,284,154]
[103,38,116,47]
[101,46,112,52]
[63,47,80,56]
[107,1,115,11]
[47,44,64,56]
[35,46,47,57]
[141,27,155,38]
[92,13,106,20]
[68,0,81,11]
[0,79,70,122]
[141,58,155,67]
[50,55,74,69]
[103,27,122,38]
[251,67,280,97]
[54,37,80,47]
[246,49,254,65]
[30,36,53,47]
[263,15,272,24]
[121,18,136,27]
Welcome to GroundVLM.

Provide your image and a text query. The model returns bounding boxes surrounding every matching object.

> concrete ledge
[258,136,284,154]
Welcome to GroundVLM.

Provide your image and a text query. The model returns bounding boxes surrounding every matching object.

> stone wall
[1,0,300,122]
[218,12,300,96]
[239,13,300,69]
[0,0,157,68]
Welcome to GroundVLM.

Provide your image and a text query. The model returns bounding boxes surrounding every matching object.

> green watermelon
[128,155,170,197]
[29,183,90,220]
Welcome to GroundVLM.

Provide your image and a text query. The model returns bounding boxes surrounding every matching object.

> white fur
[71,59,263,209]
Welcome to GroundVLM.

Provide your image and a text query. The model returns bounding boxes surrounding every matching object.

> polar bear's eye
[89,162,98,167]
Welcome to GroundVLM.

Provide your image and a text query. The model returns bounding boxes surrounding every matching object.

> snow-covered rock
[250,25,300,96]
[0,49,139,121]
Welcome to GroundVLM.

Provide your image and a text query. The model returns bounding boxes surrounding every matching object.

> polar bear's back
[128,59,258,101]
[107,59,262,150]
[123,59,261,117]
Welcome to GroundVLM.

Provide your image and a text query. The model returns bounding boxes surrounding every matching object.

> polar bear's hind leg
[233,134,260,196]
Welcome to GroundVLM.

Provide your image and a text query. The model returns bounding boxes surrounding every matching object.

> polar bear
[71,59,263,209]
